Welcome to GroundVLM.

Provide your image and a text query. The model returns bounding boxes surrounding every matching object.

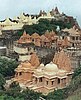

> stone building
[13,50,73,94]
[14,53,40,83]
[58,27,81,69]
[57,26,81,49]
[61,26,81,48]
[14,30,58,49]
[0,18,23,31]
[14,31,34,61]
[13,30,57,63]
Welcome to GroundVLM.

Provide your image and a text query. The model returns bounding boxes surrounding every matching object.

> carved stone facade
[60,26,81,48]
[14,53,40,83]
[13,50,73,94]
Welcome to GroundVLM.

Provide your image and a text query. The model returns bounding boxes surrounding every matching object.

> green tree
[0,58,18,77]
[0,74,5,90]
[20,88,41,100]
[5,82,21,98]
[23,19,57,35]
[72,66,81,79]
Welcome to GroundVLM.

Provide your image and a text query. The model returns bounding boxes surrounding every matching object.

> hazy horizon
[0,0,81,27]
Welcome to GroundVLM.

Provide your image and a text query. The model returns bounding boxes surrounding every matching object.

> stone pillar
[66,77,69,85]
[37,78,39,86]
[18,72,20,77]
[33,77,36,85]
[60,79,62,88]
[49,80,52,88]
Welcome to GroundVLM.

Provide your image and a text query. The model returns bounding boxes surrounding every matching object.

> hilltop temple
[0,7,75,31]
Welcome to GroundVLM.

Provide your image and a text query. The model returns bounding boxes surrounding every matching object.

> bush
[0,58,18,77]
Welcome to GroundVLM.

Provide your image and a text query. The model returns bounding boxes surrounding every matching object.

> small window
[46,81,48,85]
[19,72,22,76]
[58,79,60,84]
[62,36,64,39]
[28,47,31,51]
[32,39,34,42]
[44,42,46,45]
[72,36,75,40]
[39,77,42,82]
[72,43,74,47]
[76,37,78,40]
[52,81,54,85]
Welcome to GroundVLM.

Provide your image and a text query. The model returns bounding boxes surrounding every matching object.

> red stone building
[25,50,73,94]
[13,50,73,94]
[14,53,40,83]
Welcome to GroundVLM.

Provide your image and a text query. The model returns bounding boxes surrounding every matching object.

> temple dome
[45,62,58,72]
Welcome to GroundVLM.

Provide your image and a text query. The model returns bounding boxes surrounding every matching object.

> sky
[0,0,81,26]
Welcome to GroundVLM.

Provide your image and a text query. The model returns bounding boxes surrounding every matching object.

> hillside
[66,88,81,100]
[66,66,81,100]
[22,19,74,35]
[46,66,81,100]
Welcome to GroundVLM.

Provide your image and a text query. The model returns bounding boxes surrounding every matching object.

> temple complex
[13,28,81,68]
[15,27,81,50]
[0,7,79,95]
[0,7,76,31]
[0,6,81,98]
[13,50,73,94]
[14,30,58,49]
